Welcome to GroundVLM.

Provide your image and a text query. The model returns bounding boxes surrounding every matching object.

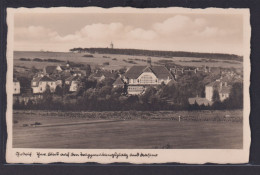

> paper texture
[6,7,251,164]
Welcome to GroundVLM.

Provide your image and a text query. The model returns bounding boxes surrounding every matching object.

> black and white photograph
[5,7,251,164]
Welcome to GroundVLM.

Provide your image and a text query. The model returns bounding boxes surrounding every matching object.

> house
[122,59,175,95]
[31,76,57,94]
[13,78,20,95]
[71,70,86,77]
[65,75,81,92]
[90,70,115,82]
[50,75,63,87]
[43,64,71,75]
[219,86,231,102]
[43,66,58,75]
[113,77,125,88]
[205,79,232,102]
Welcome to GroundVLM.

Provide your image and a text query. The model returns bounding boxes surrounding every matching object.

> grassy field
[13,110,243,149]
[14,51,243,70]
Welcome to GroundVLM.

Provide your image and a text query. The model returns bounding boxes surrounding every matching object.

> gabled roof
[92,71,114,79]
[44,66,57,74]
[65,75,80,82]
[40,76,55,82]
[113,77,124,86]
[124,66,173,79]
[31,76,55,87]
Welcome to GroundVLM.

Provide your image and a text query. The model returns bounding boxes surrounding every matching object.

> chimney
[147,57,152,67]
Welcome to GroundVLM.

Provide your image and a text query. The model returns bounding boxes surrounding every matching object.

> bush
[103,62,110,66]
[83,54,94,57]
[19,58,31,61]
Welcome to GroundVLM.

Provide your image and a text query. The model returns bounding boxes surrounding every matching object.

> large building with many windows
[121,60,175,95]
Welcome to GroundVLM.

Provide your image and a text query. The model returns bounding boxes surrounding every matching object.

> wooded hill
[70,47,243,61]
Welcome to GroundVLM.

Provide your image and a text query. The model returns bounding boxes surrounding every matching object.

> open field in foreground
[13,110,243,149]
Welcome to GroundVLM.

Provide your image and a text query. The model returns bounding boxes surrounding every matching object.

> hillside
[70,48,243,61]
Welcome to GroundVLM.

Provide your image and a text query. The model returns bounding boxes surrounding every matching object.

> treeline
[19,58,64,62]
[70,47,243,61]
[13,76,243,111]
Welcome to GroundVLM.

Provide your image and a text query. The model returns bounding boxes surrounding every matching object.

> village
[13,55,243,110]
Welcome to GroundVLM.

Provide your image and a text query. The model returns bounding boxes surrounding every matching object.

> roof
[219,86,231,94]
[44,66,57,74]
[113,77,124,86]
[124,66,173,79]
[31,76,55,87]
[92,71,114,79]
[65,75,80,82]
[32,76,55,82]
[188,97,213,106]
[60,66,69,70]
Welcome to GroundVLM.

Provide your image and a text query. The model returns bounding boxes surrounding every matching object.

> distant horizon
[13,48,243,57]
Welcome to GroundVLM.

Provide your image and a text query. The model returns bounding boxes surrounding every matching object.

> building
[110,41,114,49]
[90,70,115,82]
[205,79,231,102]
[65,75,81,92]
[122,59,175,95]
[113,77,125,88]
[13,78,20,95]
[219,86,231,102]
[31,76,57,94]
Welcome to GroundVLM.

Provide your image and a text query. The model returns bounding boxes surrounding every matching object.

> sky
[14,12,244,55]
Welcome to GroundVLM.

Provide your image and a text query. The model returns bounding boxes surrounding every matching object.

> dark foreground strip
[34,120,126,128]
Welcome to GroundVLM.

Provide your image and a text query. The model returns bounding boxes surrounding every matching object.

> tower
[110,42,114,49]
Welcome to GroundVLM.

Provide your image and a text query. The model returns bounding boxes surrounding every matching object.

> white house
[205,79,231,102]
[31,76,56,94]
[13,78,20,95]
[122,60,175,95]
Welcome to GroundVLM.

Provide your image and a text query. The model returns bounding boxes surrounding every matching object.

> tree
[98,86,112,97]
[228,82,243,109]
[212,89,220,102]
[118,67,127,75]
[85,64,91,78]
[43,84,52,103]
[31,66,38,74]
[55,85,63,96]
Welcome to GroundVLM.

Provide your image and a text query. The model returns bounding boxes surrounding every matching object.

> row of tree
[69,47,243,61]
[13,77,243,111]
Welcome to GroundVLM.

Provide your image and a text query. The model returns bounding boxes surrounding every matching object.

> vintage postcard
[6,7,251,164]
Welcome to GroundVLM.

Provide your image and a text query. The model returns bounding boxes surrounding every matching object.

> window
[140,75,153,84]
